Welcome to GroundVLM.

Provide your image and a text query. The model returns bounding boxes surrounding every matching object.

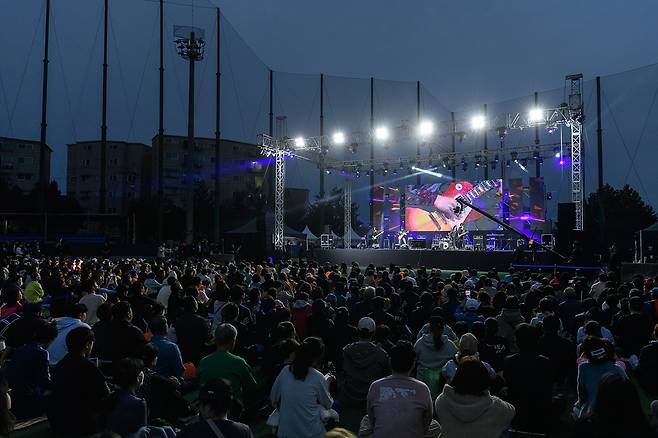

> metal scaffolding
[344,178,352,248]
[506,73,584,230]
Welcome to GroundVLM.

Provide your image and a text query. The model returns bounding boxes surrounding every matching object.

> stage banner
[405,179,503,232]
[529,177,546,220]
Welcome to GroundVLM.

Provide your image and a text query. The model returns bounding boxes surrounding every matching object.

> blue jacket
[150,335,185,381]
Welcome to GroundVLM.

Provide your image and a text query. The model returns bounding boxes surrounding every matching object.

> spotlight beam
[411,166,452,180]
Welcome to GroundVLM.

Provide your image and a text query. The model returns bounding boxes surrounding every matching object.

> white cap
[357,317,376,333]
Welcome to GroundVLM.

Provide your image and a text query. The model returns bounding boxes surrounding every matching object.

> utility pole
[214,8,222,243]
[39,0,51,240]
[535,91,541,177]
[596,76,603,191]
[369,77,374,228]
[157,0,165,241]
[100,0,109,214]
[451,112,456,180]
[416,81,421,185]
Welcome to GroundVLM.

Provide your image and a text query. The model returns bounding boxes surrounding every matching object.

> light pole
[174,26,205,244]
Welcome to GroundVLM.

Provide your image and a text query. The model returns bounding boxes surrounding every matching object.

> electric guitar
[407,180,501,231]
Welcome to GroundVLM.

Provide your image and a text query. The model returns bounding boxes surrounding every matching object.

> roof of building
[150,134,257,148]
[68,140,150,148]
[0,136,53,152]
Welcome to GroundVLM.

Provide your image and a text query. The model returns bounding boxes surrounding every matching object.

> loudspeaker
[557,203,576,254]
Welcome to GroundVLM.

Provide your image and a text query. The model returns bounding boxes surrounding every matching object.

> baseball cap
[357,317,376,333]
[465,298,480,310]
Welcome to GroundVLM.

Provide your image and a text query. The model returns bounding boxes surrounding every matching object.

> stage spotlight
[294,137,306,148]
[511,151,518,163]
[471,115,486,130]
[418,120,434,139]
[375,126,390,141]
[521,158,528,167]
[506,160,511,167]
[332,131,346,145]
[442,158,448,168]
[494,154,500,163]
[533,148,540,160]
[553,147,561,158]
[325,168,331,175]
[528,108,544,123]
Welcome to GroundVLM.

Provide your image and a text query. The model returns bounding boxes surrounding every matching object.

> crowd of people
[0,242,657,437]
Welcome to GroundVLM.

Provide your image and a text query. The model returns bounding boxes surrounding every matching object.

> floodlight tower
[174,26,205,244]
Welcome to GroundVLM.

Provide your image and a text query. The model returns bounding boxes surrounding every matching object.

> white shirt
[79,293,106,325]
[157,285,172,310]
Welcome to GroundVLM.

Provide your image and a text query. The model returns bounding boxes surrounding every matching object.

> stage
[313,248,554,271]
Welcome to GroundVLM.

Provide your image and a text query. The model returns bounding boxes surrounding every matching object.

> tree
[304,186,366,237]
[584,184,657,260]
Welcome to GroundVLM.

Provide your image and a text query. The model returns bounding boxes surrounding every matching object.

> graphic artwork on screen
[405,179,503,231]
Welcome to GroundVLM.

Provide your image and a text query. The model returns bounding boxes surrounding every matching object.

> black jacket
[174,312,211,365]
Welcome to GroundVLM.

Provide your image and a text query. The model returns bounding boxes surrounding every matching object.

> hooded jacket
[341,341,390,401]
[435,384,515,438]
[47,317,90,365]
[414,334,458,370]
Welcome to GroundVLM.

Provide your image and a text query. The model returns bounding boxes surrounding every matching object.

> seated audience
[48,327,110,436]
[270,337,333,438]
[435,356,515,438]
[341,317,391,403]
[366,340,433,438]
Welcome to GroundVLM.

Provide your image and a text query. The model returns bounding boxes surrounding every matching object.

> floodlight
[374,126,390,141]
[294,137,306,148]
[471,115,486,130]
[332,131,346,145]
[418,120,434,139]
[528,108,544,123]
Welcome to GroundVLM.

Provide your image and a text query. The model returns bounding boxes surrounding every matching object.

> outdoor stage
[313,248,554,271]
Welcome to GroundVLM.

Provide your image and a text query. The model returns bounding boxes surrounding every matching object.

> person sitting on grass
[178,378,254,438]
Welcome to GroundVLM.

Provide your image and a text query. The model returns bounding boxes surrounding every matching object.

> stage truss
[258,74,585,250]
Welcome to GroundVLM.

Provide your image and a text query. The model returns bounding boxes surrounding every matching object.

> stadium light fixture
[375,126,390,141]
[294,137,306,148]
[528,108,544,123]
[332,131,346,145]
[471,115,486,130]
[417,120,434,139]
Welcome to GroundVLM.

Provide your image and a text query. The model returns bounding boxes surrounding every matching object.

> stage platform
[314,248,553,271]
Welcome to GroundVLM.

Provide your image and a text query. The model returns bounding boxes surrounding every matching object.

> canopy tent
[226,217,305,239]
[225,218,258,234]
[638,221,658,262]
[344,227,362,240]
[302,226,319,240]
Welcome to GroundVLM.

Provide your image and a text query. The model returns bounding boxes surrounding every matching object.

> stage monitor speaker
[557,202,576,254]
[410,238,426,249]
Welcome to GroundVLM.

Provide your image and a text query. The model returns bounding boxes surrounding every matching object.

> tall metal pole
[483,103,488,180]
[39,0,51,241]
[596,76,603,191]
[369,77,374,228]
[319,74,325,199]
[157,0,165,241]
[450,112,456,180]
[100,0,109,214]
[534,91,541,177]
[269,70,273,137]
[416,81,421,185]
[214,8,222,243]
[184,31,196,244]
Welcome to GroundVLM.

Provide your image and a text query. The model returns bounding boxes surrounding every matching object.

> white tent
[302,226,319,240]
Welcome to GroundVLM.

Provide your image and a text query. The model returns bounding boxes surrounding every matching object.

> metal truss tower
[344,178,352,248]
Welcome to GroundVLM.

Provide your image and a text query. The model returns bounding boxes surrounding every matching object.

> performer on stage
[397,229,409,248]
[451,224,467,249]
